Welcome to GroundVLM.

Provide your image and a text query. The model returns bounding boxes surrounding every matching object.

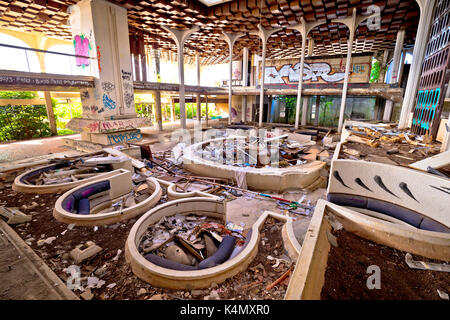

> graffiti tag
[73,34,91,68]
[102,94,117,110]
[101,81,115,93]
[107,130,142,145]
[121,70,132,81]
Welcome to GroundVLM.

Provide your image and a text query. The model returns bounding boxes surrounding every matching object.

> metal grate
[412,0,450,138]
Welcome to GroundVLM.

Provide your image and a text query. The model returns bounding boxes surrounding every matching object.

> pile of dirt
[321,229,450,300]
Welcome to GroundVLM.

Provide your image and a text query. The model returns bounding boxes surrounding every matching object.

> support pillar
[251,25,281,127]
[170,104,175,122]
[44,91,57,135]
[162,26,199,129]
[399,0,436,129]
[66,0,150,145]
[205,95,209,127]
[223,31,245,125]
[196,54,201,123]
[390,29,405,84]
[242,47,249,122]
[384,28,405,122]
[286,18,321,128]
[154,91,163,131]
[333,8,375,133]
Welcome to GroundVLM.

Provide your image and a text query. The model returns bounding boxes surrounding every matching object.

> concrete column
[399,0,436,129]
[162,26,199,129]
[205,95,209,127]
[251,25,282,127]
[154,91,163,131]
[196,54,201,122]
[44,91,57,135]
[442,117,450,152]
[390,29,405,84]
[301,97,309,125]
[223,31,245,125]
[170,103,175,122]
[383,100,394,121]
[314,95,320,126]
[286,18,322,129]
[242,47,249,122]
[332,9,376,133]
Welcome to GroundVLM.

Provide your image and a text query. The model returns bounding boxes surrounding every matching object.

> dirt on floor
[321,229,450,300]
[0,183,294,300]
[339,141,441,167]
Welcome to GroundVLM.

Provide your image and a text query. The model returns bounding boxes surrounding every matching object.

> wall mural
[73,34,91,68]
[260,55,371,86]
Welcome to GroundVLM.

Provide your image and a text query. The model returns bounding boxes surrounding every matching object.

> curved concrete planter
[328,145,450,232]
[13,164,123,194]
[53,169,162,226]
[125,196,302,290]
[182,137,325,192]
[285,200,450,300]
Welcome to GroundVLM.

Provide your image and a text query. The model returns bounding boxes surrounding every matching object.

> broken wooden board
[0,207,31,225]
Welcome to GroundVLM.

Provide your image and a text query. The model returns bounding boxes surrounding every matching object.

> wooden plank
[44,91,57,135]
[0,98,45,106]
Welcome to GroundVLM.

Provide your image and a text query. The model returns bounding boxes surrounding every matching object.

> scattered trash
[405,253,450,272]
[437,289,449,300]
[70,241,102,264]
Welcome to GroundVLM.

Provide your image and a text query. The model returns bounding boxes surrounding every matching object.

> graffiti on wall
[261,56,371,86]
[96,45,102,72]
[83,105,105,114]
[412,88,441,130]
[107,130,142,145]
[265,62,346,84]
[101,81,115,93]
[102,94,117,110]
[73,34,91,68]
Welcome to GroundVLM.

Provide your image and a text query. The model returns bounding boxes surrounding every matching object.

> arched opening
[0,33,41,72]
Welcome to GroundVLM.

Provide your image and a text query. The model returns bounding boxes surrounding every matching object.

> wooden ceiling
[0,0,420,64]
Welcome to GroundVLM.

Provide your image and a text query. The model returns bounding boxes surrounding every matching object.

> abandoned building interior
[0,0,449,302]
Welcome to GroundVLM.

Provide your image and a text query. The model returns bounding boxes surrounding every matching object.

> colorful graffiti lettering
[107,130,142,145]
[102,94,117,110]
[73,34,91,68]
[264,62,347,84]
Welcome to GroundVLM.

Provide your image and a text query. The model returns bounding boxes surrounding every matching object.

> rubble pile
[138,214,247,269]
[196,135,328,168]
[341,124,443,167]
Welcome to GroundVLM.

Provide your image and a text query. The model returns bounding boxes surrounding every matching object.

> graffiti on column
[121,70,134,110]
[97,46,102,72]
[73,34,91,68]
[101,81,115,93]
[103,94,117,110]
[107,130,142,145]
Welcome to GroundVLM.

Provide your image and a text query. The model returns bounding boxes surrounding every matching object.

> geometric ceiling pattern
[0,0,420,64]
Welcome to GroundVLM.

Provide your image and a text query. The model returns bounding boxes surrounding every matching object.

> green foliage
[370,59,381,83]
[54,100,82,130]
[57,128,77,136]
[0,104,52,142]
[318,97,340,127]
[0,91,36,99]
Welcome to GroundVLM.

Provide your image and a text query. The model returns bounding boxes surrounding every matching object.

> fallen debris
[70,241,103,264]
[405,253,450,272]
[0,206,31,225]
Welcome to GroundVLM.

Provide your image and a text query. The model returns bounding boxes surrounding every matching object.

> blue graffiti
[107,130,142,145]
[103,93,117,110]
[412,88,440,129]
